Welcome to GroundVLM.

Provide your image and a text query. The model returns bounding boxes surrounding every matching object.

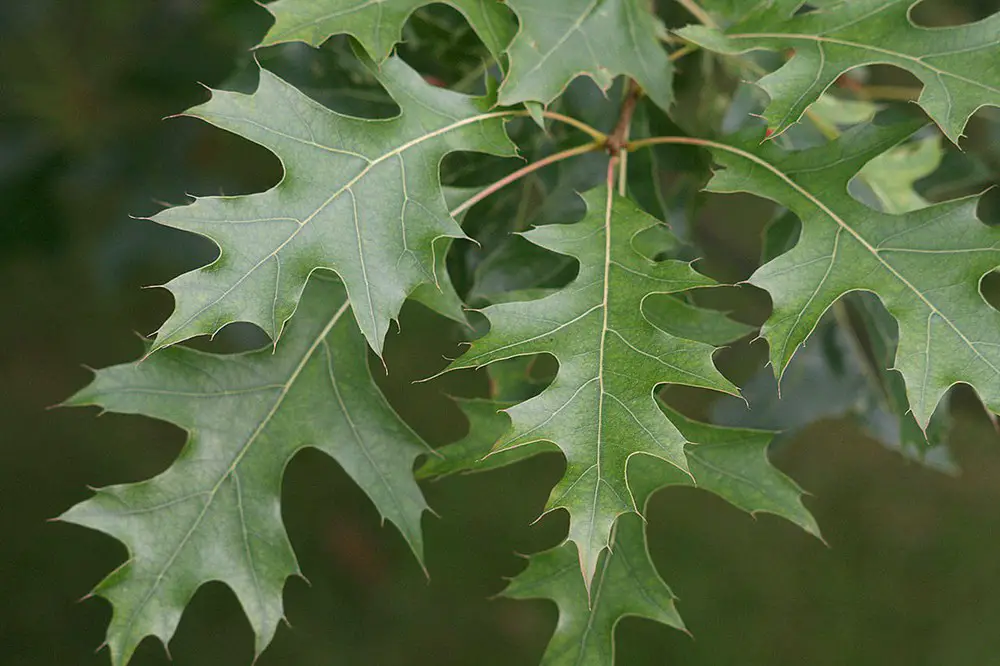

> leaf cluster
[61,1,1000,664]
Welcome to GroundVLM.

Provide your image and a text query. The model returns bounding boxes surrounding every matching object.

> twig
[618,137,631,196]
[607,80,642,157]
[506,109,608,142]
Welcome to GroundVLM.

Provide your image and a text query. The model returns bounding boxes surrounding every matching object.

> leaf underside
[62,276,431,666]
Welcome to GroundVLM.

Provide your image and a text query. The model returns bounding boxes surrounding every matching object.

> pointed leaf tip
[450,184,744,591]
[678,0,1000,143]
[60,278,433,664]
[146,54,514,356]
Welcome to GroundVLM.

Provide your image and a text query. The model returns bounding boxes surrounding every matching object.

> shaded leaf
[644,296,754,347]
[415,398,561,479]
[715,131,956,471]
[712,302,955,473]
[499,0,675,111]
[855,134,943,214]
[851,293,956,472]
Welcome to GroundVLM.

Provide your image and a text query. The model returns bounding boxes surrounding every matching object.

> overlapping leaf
[445,185,738,585]
[258,0,517,63]
[678,0,1000,142]
[851,293,956,471]
[505,409,817,665]
[713,133,956,470]
[61,276,432,666]
[712,301,955,471]
[505,513,684,666]
[856,135,943,214]
[498,0,675,111]
[702,116,1000,428]
[421,301,754,480]
[417,398,531,479]
[150,54,515,357]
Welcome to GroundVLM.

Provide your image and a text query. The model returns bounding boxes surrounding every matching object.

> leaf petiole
[450,142,604,217]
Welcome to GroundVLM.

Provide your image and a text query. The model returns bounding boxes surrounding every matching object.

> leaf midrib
[265,0,383,44]
[587,170,615,573]
[729,31,1000,95]
[118,298,352,651]
[505,0,602,89]
[710,140,1000,388]
[156,110,512,351]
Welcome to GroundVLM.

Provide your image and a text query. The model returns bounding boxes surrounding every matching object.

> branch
[607,79,642,157]
[607,79,643,195]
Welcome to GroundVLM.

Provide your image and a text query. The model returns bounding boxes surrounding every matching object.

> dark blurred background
[4,1,1000,665]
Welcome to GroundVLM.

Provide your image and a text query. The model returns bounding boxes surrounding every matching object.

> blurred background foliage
[3,0,1000,664]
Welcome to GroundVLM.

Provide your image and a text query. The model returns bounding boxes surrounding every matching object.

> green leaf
[850,293,957,473]
[446,186,738,586]
[258,0,517,63]
[416,398,560,479]
[662,406,819,535]
[504,411,817,665]
[702,116,1000,428]
[678,0,1000,142]
[149,55,515,357]
[409,237,470,325]
[419,298,752,481]
[467,235,578,305]
[711,302,955,473]
[408,185,487,325]
[416,399,508,479]
[498,0,675,112]
[727,124,952,464]
[60,276,431,666]
[809,92,878,127]
[856,134,943,214]
[504,513,684,666]
[644,296,755,347]
[718,133,956,471]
